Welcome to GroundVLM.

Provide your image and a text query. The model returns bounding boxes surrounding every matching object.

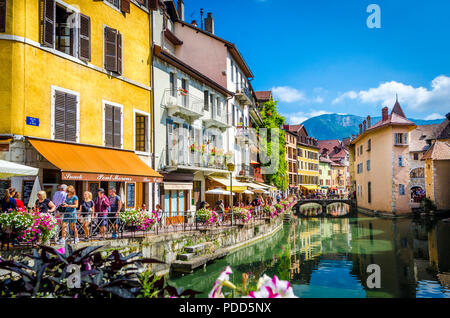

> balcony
[162,88,204,121]
[235,86,253,105]
[236,127,249,143]
[239,164,251,178]
[162,146,230,173]
[203,108,231,131]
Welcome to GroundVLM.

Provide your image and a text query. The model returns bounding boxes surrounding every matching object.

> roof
[177,20,254,78]
[319,156,333,164]
[284,124,306,135]
[422,141,450,160]
[154,45,233,97]
[434,116,450,140]
[318,139,348,159]
[351,101,416,145]
[255,91,272,101]
[318,140,341,152]
[409,124,442,152]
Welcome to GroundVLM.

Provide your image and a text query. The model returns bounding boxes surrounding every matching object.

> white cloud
[283,110,333,124]
[272,86,306,103]
[425,113,445,120]
[314,96,324,103]
[332,75,450,113]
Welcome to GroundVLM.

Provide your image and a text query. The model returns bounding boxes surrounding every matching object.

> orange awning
[29,139,162,183]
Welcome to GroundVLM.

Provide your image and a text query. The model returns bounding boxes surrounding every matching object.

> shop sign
[62,172,163,183]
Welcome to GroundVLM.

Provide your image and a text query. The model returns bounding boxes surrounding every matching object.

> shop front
[159,172,194,225]
[28,139,162,210]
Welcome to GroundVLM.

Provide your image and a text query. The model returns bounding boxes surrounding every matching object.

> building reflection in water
[286,215,449,297]
[298,203,351,217]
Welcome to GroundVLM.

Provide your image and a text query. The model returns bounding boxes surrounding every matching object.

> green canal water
[169,210,450,298]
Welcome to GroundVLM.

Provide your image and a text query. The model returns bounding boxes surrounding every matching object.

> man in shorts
[108,187,122,239]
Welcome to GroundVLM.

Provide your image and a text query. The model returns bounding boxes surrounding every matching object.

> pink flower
[209,266,236,298]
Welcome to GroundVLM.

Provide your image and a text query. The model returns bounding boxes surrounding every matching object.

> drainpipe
[150,9,156,211]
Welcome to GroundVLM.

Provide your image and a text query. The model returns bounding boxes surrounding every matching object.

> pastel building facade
[350,101,417,215]
[0,0,161,209]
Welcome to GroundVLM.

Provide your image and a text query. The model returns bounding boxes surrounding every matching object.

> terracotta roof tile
[422,141,450,160]
[255,91,272,101]
[409,124,442,152]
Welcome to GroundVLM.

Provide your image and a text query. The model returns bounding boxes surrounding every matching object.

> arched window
[410,168,424,178]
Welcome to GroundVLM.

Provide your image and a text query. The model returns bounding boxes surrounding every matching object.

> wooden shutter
[121,0,130,13]
[54,91,66,141]
[113,106,122,148]
[148,0,158,10]
[79,14,91,62]
[41,0,55,47]
[117,32,122,75]
[0,0,6,33]
[105,105,114,147]
[104,27,117,72]
[65,94,77,142]
[166,119,173,165]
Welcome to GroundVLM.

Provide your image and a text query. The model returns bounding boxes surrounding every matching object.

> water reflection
[297,203,351,217]
[169,215,450,298]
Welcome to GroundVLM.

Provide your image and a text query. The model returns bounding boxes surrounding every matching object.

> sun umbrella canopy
[0,160,38,178]
[206,188,235,195]
[243,190,254,195]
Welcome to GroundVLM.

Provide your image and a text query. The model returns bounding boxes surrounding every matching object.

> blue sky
[184,0,450,123]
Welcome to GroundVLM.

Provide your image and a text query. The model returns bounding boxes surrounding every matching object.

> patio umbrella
[253,188,266,193]
[0,160,38,178]
[206,188,235,195]
[243,190,254,195]
[27,176,41,209]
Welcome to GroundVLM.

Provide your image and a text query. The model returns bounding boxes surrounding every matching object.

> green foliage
[259,99,288,190]
[421,197,437,213]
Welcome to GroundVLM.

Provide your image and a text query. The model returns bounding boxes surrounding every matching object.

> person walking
[215,200,225,225]
[155,204,164,227]
[94,188,110,240]
[108,187,122,239]
[52,184,68,209]
[79,191,95,241]
[1,188,16,212]
[58,186,79,245]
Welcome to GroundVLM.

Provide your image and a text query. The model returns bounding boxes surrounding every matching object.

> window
[53,89,78,142]
[104,26,122,74]
[135,112,148,153]
[204,90,209,111]
[230,61,234,81]
[398,156,404,167]
[170,73,177,97]
[106,0,120,9]
[367,139,371,151]
[413,153,419,160]
[40,0,91,61]
[399,184,405,196]
[360,145,363,154]
[104,103,122,148]
[368,182,372,203]
[395,133,408,145]
[216,97,221,116]
[366,160,371,171]
[0,0,5,33]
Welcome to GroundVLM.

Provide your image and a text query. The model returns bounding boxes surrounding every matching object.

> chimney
[359,124,363,135]
[205,12,214,34]
[363,120,367,132]
[367,116,371,128]
[191,20,198,27]
[177,0,185,21]
[200,8,204,29]
[352,134,355,140]
[382,107,389,121]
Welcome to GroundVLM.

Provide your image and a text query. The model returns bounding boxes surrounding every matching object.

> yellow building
[0,0,161,209]
[350,101,416,215]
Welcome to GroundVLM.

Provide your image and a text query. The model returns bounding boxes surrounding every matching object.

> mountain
[302,114,444,141]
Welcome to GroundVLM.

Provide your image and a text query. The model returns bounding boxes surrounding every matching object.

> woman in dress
[59,185,79,245]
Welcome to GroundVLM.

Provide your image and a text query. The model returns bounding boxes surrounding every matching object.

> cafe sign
[62,172,163,183]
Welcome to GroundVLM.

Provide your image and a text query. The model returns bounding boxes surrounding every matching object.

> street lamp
[227,162,235,226]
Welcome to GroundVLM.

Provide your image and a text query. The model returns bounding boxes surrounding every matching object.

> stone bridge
[293,199,356,215]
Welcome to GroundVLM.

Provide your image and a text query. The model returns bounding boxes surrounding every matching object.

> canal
[169,211,450,298]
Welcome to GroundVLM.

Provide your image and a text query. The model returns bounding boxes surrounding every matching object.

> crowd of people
[0,184,125,244]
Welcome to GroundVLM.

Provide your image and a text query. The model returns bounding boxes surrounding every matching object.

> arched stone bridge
[293,199,356,215]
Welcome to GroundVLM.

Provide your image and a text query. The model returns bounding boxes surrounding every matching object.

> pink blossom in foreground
[208,266,236,298]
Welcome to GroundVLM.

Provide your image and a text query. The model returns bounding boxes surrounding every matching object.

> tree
[259,99,288,191]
